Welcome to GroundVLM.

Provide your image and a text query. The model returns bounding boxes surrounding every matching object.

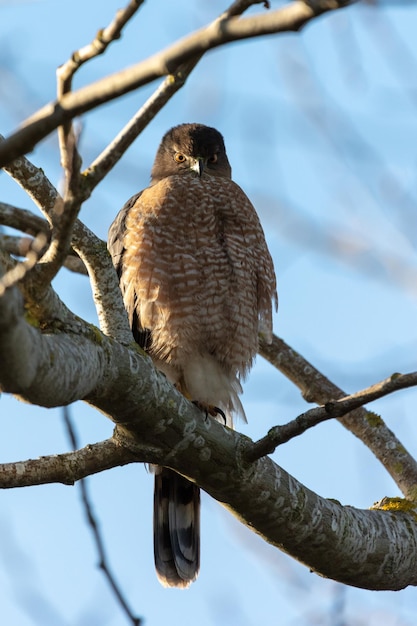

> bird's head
[150,123,232,183]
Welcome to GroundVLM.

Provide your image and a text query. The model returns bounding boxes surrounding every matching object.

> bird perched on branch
[108,123,277,587]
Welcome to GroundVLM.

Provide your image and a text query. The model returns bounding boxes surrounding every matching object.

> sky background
[1,0,417,624]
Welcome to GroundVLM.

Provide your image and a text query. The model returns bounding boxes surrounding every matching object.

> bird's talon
[192,401,226,424]
[213,406,226,425]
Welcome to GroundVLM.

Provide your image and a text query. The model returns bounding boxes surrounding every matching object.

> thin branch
[1,149,88,308]
[0,234,35,256]
[60,252,88,275]
[0,201,51,237]
[82,56,202,190]
[36,133,83,287]
[1,134,59,222]
[82,0,264,190]
[221,0,271,19]
[57,0,144,95]
[259,335,417,501]
[56,1,144,175]
[0,244,84,337]
[2,144,132,343]
[246,371,417,462]
[62,408,142,626]
[0,207,87,275]
[0,1,353,166]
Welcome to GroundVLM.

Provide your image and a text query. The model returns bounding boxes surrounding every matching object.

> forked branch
[0,0,353,166]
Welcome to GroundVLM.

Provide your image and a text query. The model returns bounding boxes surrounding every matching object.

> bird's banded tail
[153,467,200,588]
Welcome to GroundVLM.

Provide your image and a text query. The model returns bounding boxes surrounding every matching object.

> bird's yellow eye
[174,153,186,163]
[208,154,218,164]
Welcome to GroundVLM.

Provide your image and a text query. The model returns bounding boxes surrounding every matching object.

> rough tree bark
[1,0,417,596]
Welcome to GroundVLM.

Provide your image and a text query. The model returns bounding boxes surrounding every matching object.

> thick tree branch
[0,266,111,403]
[1,269,417,591]
[0,438,134,488]
[0,242,88,342]
[71,224,133,343]
[259,335,417,501]
[0,1,353,166]
[2,181,416,502]
[4,414,417,592]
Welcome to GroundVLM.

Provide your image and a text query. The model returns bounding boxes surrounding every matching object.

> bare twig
[83,56,202,189]
[0,1,353,166]
[259,334,417,500]
[221,0,270,19]
[83,0,265,190]
[37,133,83,287]
[56,0,144,175]
[57,0,144,95]
[246,371,417,462]
[62,408,142,626]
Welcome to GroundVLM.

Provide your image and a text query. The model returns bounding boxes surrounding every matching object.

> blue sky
[1,1,417,625]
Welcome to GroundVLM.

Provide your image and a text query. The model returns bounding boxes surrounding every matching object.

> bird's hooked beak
[190,157,205,177]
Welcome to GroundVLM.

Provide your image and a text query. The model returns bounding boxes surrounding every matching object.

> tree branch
[0,201,51,237]
[0,438,135,488]
[57,0,145,97]
[2,144,132,343]
[0,232,87,274]
[0,1,353,166]
[62,408,142,626]
[81,0,267,190]
[36,134,83,288]
[82,57,202,190]
[0,230,48,297]
[246,371,417,462]
[56,0,144,188]
[1,256,417,591]
[259,335,417,501]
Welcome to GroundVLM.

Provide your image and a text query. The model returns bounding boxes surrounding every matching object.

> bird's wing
[107,191,151,348]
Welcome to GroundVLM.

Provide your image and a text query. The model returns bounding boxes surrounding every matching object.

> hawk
[108,123,277,588]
